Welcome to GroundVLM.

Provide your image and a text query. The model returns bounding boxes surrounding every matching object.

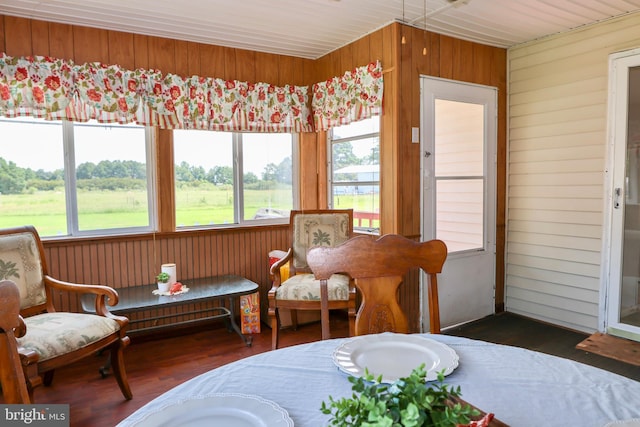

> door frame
[419,75,498,331]
[602,47,640,341]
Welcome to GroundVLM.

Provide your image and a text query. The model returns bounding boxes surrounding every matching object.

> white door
[604,49,640,342]
[421,76,497,330]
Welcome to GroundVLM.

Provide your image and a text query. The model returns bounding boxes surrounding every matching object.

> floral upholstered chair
[268,209,356,349]
[0,226,132,401]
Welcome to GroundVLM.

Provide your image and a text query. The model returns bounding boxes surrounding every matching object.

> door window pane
[436,179,483,252]
[621,65,640,328]
[435,99,485,252]
[435,100,484,177]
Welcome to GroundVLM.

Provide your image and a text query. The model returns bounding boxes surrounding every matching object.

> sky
[173,129,292,175]
[0,118,291,175]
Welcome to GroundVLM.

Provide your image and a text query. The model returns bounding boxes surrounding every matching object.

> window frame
[0,117,157,238]
[173,130,299,230]
[68,121,157,237]
[1,117,300,238]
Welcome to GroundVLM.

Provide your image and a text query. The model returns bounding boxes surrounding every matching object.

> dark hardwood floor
[4,312,639,426]
[445,312,640,381]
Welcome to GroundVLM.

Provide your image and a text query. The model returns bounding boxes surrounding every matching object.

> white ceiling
[2,0,640,59]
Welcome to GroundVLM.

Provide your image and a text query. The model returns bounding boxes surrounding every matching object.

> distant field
[0,188,379,236]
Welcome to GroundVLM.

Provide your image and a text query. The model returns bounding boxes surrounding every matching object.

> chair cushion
[275,273,350,301]
[0,231,47,310]
[17,312,121,362]
[291,213,351,270]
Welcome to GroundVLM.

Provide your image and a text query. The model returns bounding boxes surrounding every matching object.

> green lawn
[0,188,379,236]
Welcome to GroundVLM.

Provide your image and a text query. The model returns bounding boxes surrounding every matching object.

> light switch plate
[411,127,420,143]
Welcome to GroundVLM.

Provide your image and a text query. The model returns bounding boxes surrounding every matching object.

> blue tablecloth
[117,334,640,427]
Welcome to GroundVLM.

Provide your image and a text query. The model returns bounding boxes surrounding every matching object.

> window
[434,99,484,252]
[0,117,155,237]
[328,117,380,233]
[173,130,297,227]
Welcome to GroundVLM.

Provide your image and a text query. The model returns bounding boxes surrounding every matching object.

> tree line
[0,139,374,195]
[0,157,292,195]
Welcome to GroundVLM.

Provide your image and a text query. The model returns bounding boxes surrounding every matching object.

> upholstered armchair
[0,226,132,401]
[268,209,356,349]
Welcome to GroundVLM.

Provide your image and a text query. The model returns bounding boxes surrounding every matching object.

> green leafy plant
[156,272,170,283]
[321,364,479,427]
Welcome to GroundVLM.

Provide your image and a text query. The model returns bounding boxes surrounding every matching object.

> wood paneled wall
[0,14,323,214]
[396,24,508,314]
[0,14,318,326]
[43,226,289,326]
[315,24,508,327]
[0,16,313,85]
[1,15,506,333]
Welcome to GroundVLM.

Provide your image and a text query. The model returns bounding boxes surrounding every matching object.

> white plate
[131,393,294,427]
[332,333,459,382]
[604,420,640,427]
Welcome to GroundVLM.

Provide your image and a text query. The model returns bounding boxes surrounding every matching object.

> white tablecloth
[117,334,640,427]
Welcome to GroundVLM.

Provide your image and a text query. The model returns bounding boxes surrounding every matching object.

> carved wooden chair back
[307,234,448,335]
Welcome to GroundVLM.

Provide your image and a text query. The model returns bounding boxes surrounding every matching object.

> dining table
[116,333,640,427]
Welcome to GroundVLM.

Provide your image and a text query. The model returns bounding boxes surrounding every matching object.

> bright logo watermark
[1,405,69,426]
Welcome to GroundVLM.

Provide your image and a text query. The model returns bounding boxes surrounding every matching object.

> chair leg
[270,309,281,350]
[290,310,298,331]
[20,357,41,403]
[110,339,132,400]
[43,370,54,386]
[348,309,356,337]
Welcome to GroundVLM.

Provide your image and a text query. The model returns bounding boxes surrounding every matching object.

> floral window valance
[0,53,383,133]
[0,53,313,133]
[312,60,383,131]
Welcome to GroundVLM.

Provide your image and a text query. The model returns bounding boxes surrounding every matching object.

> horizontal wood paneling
[507,252,601,278]
[507,297,599,333]
[506,12,640,333]
[508,184,603,199]
[509,209,602,226]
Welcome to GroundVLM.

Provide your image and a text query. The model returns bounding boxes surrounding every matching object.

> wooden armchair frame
[307,234,448,335]
[0,280,35,403]
[268,209,356,349]
[0,226,132,401]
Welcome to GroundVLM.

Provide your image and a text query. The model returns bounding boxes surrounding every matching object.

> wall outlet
[412,127,420,143]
